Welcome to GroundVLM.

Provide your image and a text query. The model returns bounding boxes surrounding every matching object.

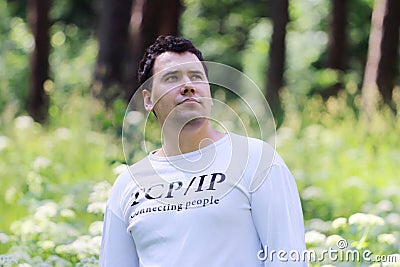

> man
[100,35,307,266]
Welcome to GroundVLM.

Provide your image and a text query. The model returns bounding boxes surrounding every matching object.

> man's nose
[180,83,195,96]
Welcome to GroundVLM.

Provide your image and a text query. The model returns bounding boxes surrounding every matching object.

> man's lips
[177,97,200,105]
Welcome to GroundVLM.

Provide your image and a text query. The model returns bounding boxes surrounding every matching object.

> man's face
[143,51,212,127]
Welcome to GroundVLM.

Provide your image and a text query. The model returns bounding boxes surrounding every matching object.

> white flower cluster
[32,156,51,171]
[305,230,326,245]
[55,235,101,260]
[113,164,128,175]
[331,217,347,229]
[348,213,385,227]
[14,116,35,129]
[87,181,112,214]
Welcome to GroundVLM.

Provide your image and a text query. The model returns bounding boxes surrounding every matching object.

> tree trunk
[376,0,400,112]
[27,0,51,123]
[265,0,288,127]
[92,0,134,105]
[361,0,386,120]
[125,0,183,102]
[362,0,399,119]
[325,0,348,97]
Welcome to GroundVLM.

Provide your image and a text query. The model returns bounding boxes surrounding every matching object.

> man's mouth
[178,98,200,105]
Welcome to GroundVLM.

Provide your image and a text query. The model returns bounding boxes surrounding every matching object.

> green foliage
[0,11,30,113]
[182,0,374,98]
[276,92,400,266]
[0,95,124,265]
[1,88,399,265]
[1,0,398,265]
[182,0,268,69]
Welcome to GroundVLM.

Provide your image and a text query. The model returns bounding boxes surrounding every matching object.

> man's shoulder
[229,132,272,147]
[227,132,292,191]
[228,132,278,163]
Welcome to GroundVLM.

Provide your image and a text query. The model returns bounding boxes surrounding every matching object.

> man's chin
[163,115,207,128]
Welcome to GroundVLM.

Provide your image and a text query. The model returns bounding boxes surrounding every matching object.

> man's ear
[142,89,153,112]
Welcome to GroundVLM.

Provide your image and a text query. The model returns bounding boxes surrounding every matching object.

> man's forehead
[153,51,204,74]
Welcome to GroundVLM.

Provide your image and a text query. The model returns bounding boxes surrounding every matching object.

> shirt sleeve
[99,205,139,267]
[250,161,307,266]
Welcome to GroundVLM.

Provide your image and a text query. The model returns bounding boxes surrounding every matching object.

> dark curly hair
[137,35,206,88]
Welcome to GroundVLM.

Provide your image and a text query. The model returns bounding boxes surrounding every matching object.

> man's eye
[165,76,177,82]
[191,75,203,80]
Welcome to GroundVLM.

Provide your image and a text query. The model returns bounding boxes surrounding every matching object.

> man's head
[139,36,212,128]
[138,35,205,88]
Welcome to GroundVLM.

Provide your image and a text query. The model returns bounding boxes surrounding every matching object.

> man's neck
[155,119,225,157]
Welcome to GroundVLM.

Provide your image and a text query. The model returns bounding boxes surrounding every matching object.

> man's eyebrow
[188,70,205,75]
[161,70,179,78]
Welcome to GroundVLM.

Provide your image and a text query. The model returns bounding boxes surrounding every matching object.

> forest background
[0,0,399,266]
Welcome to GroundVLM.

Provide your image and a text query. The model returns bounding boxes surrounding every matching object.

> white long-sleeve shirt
[100,132,307,266]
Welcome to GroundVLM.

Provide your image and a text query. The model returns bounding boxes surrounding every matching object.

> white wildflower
[0,254,17,265]
[0,136,9,151]
[325,234,344,247]
[89,181,112,201]
[89,221,103,236]
[7,244,31,262]
[375,199,393,213]
[60,209,76,219]
[55,244,70,255]
[364,214,385,226]
[87,202,106,214]
[307,218,331,232]
[5,186,18,203]
[87,181,111,214]
[384,186,400,199]
[305,230,326,245]
[90,235,102,251]
[76,257,98,267]
[34,201,58,219]
[60,194,75,208]
[27,171,43,195]
[33,156,51,171]
[14,116,34,129]
[348,213,368,225]
[113,164,128,175]
[386,213,400,226]
[302,186,324,200]
[377,233,396,245]
[0,232,10,243]
[56,235,100,258]
[17,219,43,237]
[362,202,375,213]
[348,213,384,227]
[345,176,364,189]
[54,127,72,140]
[38,240,55,250]
[45,255,73,267]
[332,217,347,229]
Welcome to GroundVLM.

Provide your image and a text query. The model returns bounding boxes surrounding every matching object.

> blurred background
[0,0,399,266]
